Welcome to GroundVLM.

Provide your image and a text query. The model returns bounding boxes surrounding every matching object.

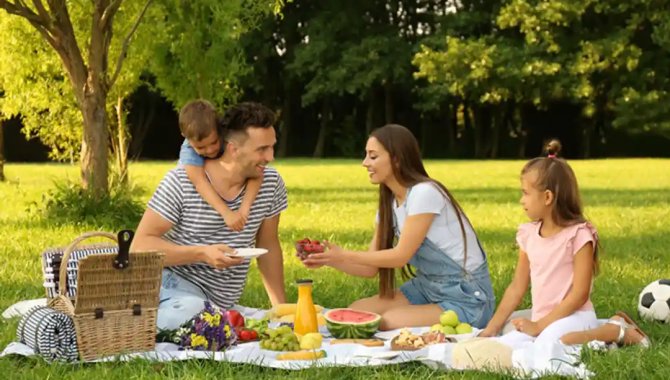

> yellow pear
[299,332,323,350]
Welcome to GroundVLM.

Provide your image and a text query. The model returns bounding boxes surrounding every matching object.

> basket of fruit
[429,310,476,341]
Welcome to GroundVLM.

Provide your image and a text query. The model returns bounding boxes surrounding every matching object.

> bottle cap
[296,279,313,284]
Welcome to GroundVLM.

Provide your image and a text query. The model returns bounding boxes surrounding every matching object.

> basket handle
[57,231,118,297]
[113,230,134,269]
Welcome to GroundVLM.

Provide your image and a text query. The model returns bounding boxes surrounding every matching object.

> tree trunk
[366,93,375,136]
[80,88,110,197]
[277,80,294,158]
[0,119,5,182]
[384,80,394,124]
[462,102,473,156]
[511,105,527,158]
[445,102,457,156]
[77,1,118,196]
[114,96,129,184]
[489,106,502,158]
[313,101,330,158]
[471,105,485,158]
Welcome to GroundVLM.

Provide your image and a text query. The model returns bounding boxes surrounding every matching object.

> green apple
[430,323,443,332]
[455,322,473,334]
[442,325,457,335]
[439,310,460,327]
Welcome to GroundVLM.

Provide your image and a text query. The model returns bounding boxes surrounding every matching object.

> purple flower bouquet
[176,301,238,351]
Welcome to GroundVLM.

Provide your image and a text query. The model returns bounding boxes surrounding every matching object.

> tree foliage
[148,0,280,110]
[0,0,285,194]
[414,0,670,152]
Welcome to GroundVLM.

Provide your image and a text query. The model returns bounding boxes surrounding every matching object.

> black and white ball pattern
[638,279,670,324]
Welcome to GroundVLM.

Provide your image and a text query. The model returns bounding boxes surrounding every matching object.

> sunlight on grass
[0,159,669,378]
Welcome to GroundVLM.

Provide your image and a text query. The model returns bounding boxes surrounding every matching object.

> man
[132,102,287,330]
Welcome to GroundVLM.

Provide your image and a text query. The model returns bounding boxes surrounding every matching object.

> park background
[0,1,669,379]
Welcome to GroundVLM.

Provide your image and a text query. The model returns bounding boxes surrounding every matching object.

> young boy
[178,99,261,231]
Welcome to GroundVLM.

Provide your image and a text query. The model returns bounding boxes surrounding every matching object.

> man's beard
[245,162,264,179]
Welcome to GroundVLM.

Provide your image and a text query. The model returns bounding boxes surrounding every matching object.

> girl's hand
[302,241,347,267]
[511,318,541,337]
[477,325,500,338]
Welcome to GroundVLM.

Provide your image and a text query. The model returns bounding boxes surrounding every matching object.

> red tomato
[239,329,253,341]
[226,310,245,328]
[248,330,258,340]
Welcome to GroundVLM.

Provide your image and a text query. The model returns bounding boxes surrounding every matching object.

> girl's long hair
[521,139,600,274]
[371,124,471,298]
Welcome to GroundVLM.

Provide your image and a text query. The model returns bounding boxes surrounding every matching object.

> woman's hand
[511,318,541,337]
[296,251,324,269]
[302,241,348,267]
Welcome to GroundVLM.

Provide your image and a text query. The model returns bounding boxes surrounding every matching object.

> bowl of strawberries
[295,238,325,259]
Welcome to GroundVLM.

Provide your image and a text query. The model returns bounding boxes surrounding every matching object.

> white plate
[354,351,400,360]
[227,248,268,259]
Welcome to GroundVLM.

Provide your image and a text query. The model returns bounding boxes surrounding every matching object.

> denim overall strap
[393,187,487,275]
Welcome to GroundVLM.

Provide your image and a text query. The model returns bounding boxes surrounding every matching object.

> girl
[301,124,495,330]
[479,140,649,349]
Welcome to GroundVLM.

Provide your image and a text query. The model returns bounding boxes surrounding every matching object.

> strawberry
[304,243,325,254]
[295,238,313,254]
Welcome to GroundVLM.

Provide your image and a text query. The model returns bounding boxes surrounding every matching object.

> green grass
[1,159,669,379]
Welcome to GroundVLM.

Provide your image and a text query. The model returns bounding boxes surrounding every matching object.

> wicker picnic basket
[47,230,164,361]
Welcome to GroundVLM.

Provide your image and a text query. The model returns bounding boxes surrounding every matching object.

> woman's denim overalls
[396,191,496,328]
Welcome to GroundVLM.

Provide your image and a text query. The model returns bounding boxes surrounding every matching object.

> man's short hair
[179,99,218,141]
[220,102,275,142]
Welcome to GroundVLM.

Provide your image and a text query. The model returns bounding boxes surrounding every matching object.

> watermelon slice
[324,308,381,339]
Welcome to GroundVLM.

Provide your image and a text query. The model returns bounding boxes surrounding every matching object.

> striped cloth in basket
[42,245,118,298]
[16,305,79,362]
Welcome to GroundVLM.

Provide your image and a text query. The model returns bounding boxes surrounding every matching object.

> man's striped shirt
[147,166,288,308]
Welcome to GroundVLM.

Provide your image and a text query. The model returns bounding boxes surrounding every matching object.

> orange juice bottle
[293,279,318,338]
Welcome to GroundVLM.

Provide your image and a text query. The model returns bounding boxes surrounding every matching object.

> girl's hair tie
[547,154,556,158]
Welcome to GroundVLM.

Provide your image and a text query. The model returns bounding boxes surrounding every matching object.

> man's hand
[223,210,247,232]
[201,244,244,269]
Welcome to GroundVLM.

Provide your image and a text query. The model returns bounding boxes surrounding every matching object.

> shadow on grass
[0,217,139,235]
[0,356,457,379]
[287,186,670,207]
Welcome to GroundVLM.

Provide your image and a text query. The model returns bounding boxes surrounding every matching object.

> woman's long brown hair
[371,124,471,298]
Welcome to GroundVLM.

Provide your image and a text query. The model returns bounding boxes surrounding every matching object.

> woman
[301,124,495,330]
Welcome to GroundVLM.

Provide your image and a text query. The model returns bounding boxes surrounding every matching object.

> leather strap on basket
[113,230,134,269]
[57,231,118,297]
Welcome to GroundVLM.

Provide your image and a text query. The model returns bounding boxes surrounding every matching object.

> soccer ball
[638,279,670,323]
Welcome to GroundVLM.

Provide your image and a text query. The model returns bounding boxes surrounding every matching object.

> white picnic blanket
[2,299,593,378]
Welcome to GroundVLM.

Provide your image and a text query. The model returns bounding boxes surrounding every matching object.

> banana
[270,303,324,317]
[272,312,325,325]
[279,314,295,323]
[276,350,326,361]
